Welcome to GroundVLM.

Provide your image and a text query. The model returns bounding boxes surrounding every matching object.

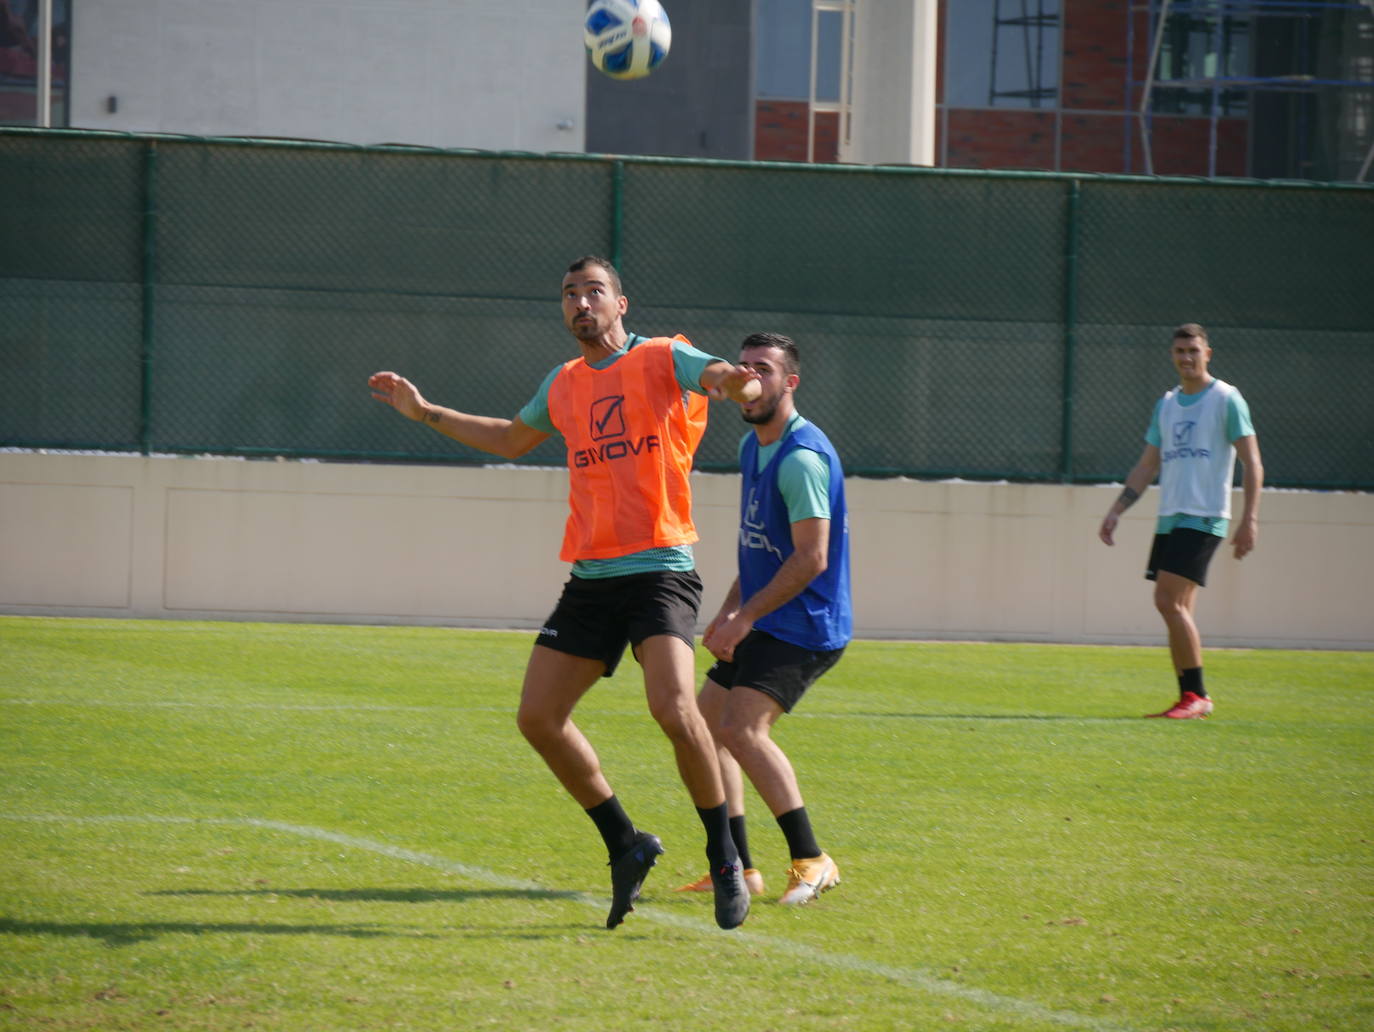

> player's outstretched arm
[699,361,762,403]
[1099,444,1160,546]
[368,371,549,459]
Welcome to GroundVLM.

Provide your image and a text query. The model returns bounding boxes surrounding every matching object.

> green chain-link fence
[3,128,1372,488]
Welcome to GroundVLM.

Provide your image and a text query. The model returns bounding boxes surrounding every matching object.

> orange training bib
[547,337,708,561]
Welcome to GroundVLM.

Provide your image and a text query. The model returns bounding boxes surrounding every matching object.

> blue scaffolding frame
[1125,0,1374,179]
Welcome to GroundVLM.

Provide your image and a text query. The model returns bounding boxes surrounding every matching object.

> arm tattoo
[1116,486,1140,511]
[423,408,442,424]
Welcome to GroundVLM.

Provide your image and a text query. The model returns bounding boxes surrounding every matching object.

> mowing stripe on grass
[2,813,1130,1031]
[0,698,1129,723]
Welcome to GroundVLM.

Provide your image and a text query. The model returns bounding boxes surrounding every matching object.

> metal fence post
[610,159,625,271]
[1060,177,1081,482]
[139,141,158,455]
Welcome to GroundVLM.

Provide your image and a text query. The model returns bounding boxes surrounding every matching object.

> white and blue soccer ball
[585,0,672,81]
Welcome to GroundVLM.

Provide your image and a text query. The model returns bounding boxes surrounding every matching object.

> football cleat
[710,860,750,929]
[779,853,841,905]
[606,831,664,929]
[1146,691,1214,719]
[674,868,766,896]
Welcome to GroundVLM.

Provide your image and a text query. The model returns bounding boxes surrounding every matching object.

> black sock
[697,803,738,868]
[1179,667,1207,699]
[729,815,754,871]
[776,806,821,861]
[586,796,637,862]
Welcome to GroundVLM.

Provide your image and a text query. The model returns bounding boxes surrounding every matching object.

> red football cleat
[1146,691,1214,719]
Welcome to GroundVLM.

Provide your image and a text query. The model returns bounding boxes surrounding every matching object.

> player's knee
[646,695,693,739]
[1153,586,1184,617]
[515,706,554,747]
[716,719,762,758]
[716,720,744,756]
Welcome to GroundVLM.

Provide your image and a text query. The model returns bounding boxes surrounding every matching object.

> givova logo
[590,395,626,440]
[740,488,784,560]
[574,394,660,468]
[1163,419,1210,461]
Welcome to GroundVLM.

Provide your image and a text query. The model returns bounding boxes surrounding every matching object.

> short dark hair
[566,255,622,296]
[1172,322,1208,342]
[741,332,800,375]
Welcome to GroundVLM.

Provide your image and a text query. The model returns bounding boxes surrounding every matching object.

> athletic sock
[1179,666,1207,699]
[586,795,638,862]
[696,802,738,868]
[776,806,821,861]
[729,815,754,871]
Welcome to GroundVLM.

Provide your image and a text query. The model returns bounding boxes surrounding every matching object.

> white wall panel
[69,0,586,152]
[0,481,133,607]
[3,453,1370,650]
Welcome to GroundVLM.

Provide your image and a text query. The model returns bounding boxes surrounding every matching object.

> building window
[0,0,70,126]
[945,0,1061,109]
[756,0,852,162]
[757,0,845,103]
[1152,3,1252,115]
[814,5,844,103]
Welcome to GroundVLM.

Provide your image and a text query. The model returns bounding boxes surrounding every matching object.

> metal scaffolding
[989,0,1061,108]
[1127,0,1374,180]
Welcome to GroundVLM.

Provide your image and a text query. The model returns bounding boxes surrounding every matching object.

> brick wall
[755,100,839,163]
[945,109,1056,170]
[1146,114,1248,177]
[1062,0,1132,111]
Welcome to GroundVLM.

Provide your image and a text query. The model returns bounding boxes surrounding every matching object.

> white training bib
[1156,380,1238,520]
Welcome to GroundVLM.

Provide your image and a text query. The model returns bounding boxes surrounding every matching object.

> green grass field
[1,616,1369,1031]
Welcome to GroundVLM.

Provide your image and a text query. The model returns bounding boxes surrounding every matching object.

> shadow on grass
[149,887,585,904]
[0,916,432,947]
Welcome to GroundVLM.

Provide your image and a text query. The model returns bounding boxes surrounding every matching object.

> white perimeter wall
[70,0,586,152]
[2,453,1371,650]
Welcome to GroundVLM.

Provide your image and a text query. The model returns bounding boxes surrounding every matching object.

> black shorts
[535,569,703,677]
[706,630,844,713]
[1146,528,1223,587]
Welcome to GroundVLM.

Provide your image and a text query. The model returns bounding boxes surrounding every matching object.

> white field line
[2,814,1132,1032]
[0,699,1126,723]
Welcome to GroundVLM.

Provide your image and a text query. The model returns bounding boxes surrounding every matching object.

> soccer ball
[585,0,672,81]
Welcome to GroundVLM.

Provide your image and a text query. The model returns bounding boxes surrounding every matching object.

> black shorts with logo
[1146,527,1223,587]
[706,629,845,713]
[535,569,703,677]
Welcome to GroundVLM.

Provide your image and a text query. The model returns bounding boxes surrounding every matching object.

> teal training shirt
[1143,380,1254,538]
[739,413,832,522]
[517,333,727,579]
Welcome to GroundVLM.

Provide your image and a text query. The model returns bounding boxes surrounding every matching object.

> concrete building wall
[68,0,587,153]
[3,453,1370,650]
[584,0,755,160]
